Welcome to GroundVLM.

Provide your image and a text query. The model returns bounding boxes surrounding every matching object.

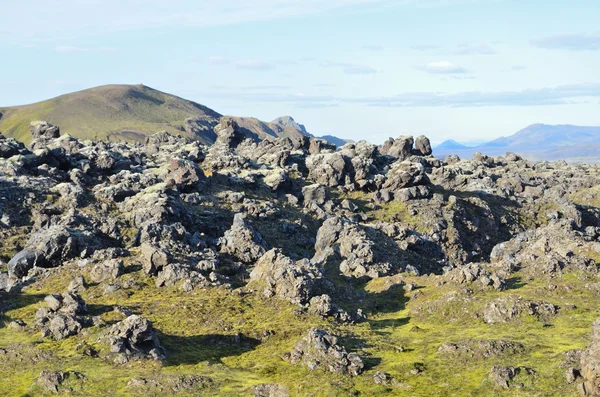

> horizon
[3,82,599,147]
[1,1,600,145]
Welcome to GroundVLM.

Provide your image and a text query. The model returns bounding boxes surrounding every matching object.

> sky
[1,0,600,144]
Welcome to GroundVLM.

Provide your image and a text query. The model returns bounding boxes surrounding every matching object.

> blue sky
[1,0,599,144]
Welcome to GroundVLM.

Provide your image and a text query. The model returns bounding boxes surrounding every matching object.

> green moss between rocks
[1,258,599,396]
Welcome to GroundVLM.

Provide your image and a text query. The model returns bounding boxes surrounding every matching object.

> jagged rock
[308,138,336,155]
[26,225,113,266]
[580,317,600,396]
[104,315,165,362]
[30,121,60,140]
[89,259,124,283]
[302,183,329,207]
[381,136,413,160]
[305,152,347,187]
[7,249,46,279]
[313,216,396,278]
[373,371,399,387]
[438,339,524,360]
[489,366,516,388]
[414,135,432,156]
[382,160,428,191]
[36,370,85,393]
[250,249,320,305]
[285,328,364,376]
[127,374,214,394]
[219,213,267,263]
[140,243,169,276]
[445,263,505,290]
[482,296,558,324]
[373,189,393,204]
[35,292,87,340]
[121,186,188,228]
[68,276,86,293]
[165,158,205,190]
[251,384,290,397]
[214,118,246,149]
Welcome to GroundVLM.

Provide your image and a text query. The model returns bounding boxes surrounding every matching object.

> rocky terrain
[2,119,600,396]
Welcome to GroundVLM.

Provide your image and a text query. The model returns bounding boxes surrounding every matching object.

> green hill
[0,85,315,146]
[0,84,223,144]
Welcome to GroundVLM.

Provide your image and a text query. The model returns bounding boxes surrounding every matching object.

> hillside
[271,116,309,134]
[434,124,600,161]
[0,85,226,145]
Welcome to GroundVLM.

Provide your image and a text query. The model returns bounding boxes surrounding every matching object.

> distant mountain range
[0,84,348,146]
[435,124,600,162]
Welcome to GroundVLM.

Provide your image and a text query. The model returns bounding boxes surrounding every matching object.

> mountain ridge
[435,123,600,162]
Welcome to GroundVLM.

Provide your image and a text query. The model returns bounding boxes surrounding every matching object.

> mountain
[0,84,224,144]
[229,116,308,142]
[0,85,312,145]
[434,124,600,162]
[271,115,351,148]
[271,116,308,135]
[434,139,468,151]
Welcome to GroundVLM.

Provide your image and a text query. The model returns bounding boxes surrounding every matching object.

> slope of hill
[271,115,309,134]
[0,84,225,144]
[435,124,600,162]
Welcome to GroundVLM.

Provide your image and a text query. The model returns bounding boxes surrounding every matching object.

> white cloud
[207,56,230,65]
[418,61,468,74]
[361,44,384,51]
[532,33,600,51]
[410,44,440,51]
[452,43,496,55]
[203,56,274,71]
[199,82,600,107]
[322,61,377,74]
[1,0,404,45]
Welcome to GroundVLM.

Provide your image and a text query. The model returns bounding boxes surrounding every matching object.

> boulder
[166,158,205,190]
[381,136,413,160]
[140,244,169,276]
[302,184,329,207]
[305,152,347,187]
[30,121,60,140]
[489,366,516,388]
[414,135,432,156]
[285,328,364,376]
[35,292,87,340]
[89,259,124,283]
[105,315,166,362]
[36,370,85,393]
[219,213,267,263]
[7,249,46,279]
[251,384,290,397]
[580,317,600,396]
[249,249,321,305]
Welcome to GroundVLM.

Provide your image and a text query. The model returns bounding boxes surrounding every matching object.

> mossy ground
[1,256,598,396]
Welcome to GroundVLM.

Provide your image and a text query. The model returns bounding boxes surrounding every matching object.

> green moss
[0,259,596,396]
